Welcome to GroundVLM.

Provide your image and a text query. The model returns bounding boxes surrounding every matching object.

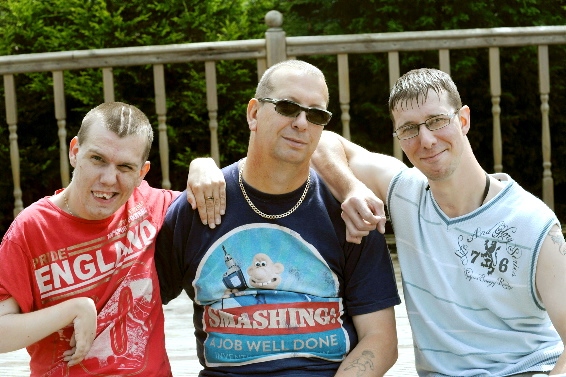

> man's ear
[247,98,260,131]
[136,161,151,186]
[69,137,79,168]
[459,105,471,135]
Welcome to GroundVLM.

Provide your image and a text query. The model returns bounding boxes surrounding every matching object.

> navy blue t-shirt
[155,161,400,376]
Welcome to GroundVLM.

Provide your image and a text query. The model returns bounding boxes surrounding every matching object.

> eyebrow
[87,147,142,169]
[399,112,448,127]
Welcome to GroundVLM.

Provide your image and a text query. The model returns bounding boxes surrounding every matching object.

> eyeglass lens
[395,113,454,140]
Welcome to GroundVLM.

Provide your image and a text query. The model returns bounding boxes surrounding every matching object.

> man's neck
[241,157,310,195]
[428,169,490,218]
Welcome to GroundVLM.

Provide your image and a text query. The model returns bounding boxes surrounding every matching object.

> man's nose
[99,166,118,184]
[418,124,437,148]
[292,111,309,130]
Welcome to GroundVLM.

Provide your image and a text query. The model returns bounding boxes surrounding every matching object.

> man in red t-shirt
[0,102,190,376]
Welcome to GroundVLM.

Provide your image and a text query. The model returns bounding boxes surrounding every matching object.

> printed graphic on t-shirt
[194,223,348,367]
[455,221,525,289]
[31,205,159,374]
[84,263,155,371]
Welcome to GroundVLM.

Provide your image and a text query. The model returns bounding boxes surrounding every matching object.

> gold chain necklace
[238,161,311,219]
[63,190,75,216]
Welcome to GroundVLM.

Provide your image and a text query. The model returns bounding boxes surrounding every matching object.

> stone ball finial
[265,10,283,28]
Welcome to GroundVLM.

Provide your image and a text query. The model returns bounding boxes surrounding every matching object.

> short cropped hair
[255,60,329,105]
[389,68,462,120]
[77,102,154,161]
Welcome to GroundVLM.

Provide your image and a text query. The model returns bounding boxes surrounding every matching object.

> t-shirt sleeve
[0,237,35,312]
[155,191,192,304]
[140,181,181,222]
[0,281,11,301]
[343,231,401,316]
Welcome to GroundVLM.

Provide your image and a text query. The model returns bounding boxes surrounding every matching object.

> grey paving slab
[386,253,418,376]
[0,255,416,376]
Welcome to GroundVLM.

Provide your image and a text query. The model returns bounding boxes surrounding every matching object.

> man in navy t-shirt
[156,59,400,377]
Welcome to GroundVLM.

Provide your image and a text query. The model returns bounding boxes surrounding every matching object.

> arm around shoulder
[313,131,406,240]
[312,131,360,202]
[341,134,406,203]
[313,130,406,202]
[186,157,226,229]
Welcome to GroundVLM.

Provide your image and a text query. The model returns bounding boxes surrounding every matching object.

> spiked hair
[78,102,154,161]
[389,68,462,120]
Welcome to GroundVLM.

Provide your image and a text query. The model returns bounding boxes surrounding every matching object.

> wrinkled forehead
[270,68,329,105]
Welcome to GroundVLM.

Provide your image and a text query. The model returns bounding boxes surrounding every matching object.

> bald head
[255,60,329,104]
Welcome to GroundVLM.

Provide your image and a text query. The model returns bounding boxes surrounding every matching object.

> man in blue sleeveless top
[310,68,566,376]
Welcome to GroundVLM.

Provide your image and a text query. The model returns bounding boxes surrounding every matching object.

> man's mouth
[421,149,445,161]
[93,192,115,200]
[284,136,307,147]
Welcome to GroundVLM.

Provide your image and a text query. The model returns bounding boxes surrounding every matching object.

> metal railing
[2,10,565,216]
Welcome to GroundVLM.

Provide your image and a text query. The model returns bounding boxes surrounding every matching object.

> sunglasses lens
[307,109,331,125]
[275,100,302,117]
[272,99,331,125]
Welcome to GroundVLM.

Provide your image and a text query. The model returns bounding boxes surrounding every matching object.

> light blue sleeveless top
[388,168,562,377]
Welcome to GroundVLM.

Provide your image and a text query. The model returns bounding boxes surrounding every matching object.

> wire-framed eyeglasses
[392,109,461,140]
[258,98,332,126]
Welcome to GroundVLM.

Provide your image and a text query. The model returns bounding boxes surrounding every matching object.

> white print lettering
[206,306,339,331]
[455,221,522,289]
[107,207,148,240]
[207,335,339,353]
[35,219,157,300]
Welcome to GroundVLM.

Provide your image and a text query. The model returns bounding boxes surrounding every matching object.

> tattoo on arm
[549,228,566,256]
[343,350,375,376]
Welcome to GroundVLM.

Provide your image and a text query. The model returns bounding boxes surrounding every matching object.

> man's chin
[85,206,119,221]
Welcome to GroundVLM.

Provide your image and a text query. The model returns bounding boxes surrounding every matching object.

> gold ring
[206,196,214,200]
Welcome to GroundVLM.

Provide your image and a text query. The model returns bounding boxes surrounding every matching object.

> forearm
[335,332,397,377]
[313,131,405,203]
[313,131,394,238]
[335,308,398,377]
[312,131,360,202]
[0,297,95,352]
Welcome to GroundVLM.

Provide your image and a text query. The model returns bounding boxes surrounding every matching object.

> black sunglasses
[258,98,332,126]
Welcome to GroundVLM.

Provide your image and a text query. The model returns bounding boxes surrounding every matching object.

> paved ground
[0,254,417,376]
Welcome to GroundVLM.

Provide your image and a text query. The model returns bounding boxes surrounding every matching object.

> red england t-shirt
[0,181,179,377]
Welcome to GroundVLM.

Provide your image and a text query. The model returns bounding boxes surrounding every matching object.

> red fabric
[0,181,179,376]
